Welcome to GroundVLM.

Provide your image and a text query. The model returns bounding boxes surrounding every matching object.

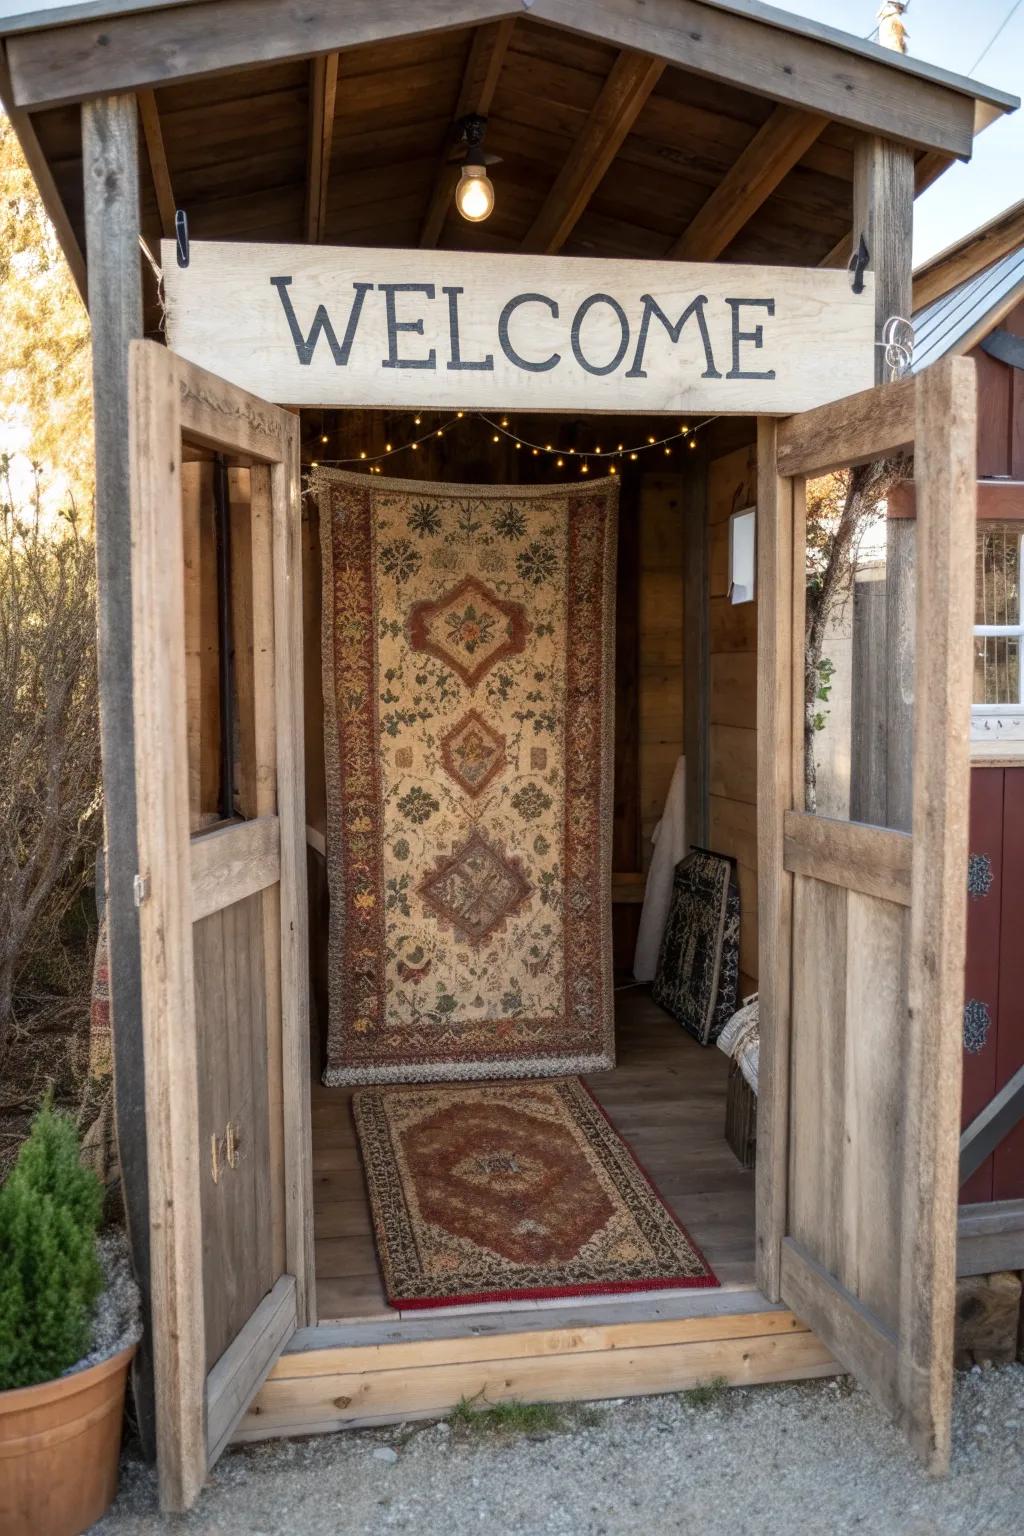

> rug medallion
[353,1077,718,1307]
[316,471,617,1084]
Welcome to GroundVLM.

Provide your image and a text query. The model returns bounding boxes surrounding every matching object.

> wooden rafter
[418,19,514,250]
[137,87,176,239]
[521,50,664,256]
[305,51,339,244]
[819,149,953,272]
[668,105,827,262]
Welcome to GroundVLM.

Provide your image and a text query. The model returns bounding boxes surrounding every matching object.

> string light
[304,409,716,473]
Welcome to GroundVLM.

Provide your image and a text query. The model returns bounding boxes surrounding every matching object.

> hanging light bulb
[456,164,493,223]
[455,163,495,223]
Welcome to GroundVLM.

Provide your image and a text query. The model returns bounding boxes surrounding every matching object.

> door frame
[129,341,315,1510]
[754,355,977,1469]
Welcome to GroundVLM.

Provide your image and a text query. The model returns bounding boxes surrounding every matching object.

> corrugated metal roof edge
[912,250,1024,369]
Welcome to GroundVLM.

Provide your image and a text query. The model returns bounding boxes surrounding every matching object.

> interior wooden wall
[639,474,686,870]
[706,441,759,994]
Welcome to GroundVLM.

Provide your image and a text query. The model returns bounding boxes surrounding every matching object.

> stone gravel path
[95,1365,1024,1535]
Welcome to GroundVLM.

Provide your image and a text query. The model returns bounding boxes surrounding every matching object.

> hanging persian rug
[315,471,617,1085]
[353,1078,718,1307]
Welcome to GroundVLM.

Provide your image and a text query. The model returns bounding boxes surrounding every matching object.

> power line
[969,0,1023,75]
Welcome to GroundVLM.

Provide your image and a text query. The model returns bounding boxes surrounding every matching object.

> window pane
[973,633,1021,707]
[975,521,1022,627]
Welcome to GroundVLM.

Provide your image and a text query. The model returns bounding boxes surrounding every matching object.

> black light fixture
[449,113,500,224]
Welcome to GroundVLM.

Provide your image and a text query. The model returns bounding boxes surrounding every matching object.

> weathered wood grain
[782,812,912,906]
[84,92,153,1456]
[775,372,916,478]
[754,418,793,1302]
[898,355,975,1473]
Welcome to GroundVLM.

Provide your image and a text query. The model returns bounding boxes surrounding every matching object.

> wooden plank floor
[311,987,756,1323]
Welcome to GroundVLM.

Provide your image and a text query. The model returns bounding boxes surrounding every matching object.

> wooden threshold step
[237,1303,838,1441]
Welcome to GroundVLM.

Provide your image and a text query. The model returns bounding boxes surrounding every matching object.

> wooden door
[129,341,314,1512]
[756,355,976,1472]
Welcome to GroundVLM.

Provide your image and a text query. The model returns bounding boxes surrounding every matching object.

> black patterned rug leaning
[352,1076,718,1309]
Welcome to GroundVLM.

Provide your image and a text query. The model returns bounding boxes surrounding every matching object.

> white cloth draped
[632,754,687,982]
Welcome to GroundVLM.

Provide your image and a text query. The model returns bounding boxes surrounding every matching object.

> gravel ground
[95,1365,1024,1536]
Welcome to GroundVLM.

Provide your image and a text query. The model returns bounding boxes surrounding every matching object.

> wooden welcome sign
[162,241,875,415]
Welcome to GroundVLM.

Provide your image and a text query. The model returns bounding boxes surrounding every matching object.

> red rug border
[350,1076,720,1311]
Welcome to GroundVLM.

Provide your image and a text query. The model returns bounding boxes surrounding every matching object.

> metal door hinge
[133,872,150,906]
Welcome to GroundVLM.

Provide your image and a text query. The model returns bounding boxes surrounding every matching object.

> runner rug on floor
[316,470,617,1085]
[353,1077,718,1307]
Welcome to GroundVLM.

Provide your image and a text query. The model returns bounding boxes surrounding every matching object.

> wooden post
[899,355,975,1472]
[82,95,153,1452]
[755,418,795,1302]
[850,135,915,829]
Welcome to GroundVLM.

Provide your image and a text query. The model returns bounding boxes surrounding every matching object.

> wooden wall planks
[706,440,758,991]
[639,475,685,869]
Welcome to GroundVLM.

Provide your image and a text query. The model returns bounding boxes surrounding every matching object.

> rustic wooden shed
[0,0,1017,1512]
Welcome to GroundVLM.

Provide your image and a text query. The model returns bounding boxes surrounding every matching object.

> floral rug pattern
[316,471,617,1084]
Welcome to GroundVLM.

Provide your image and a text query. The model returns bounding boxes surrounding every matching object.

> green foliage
[0,1098,104,1389]
[679,1375,729,1409]
[447,1395,566,1438]
[811,656,836,735]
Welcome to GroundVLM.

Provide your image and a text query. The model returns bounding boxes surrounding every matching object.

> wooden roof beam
[521,50,665,256]
[137,87,176,239]
[305,51,339,243]
[668,105,826,262]
[419,19,514,250]
[3,0,1003,159]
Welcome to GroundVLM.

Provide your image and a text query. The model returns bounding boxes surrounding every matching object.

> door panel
[757,356,976,1472]
[129,341,313,1512]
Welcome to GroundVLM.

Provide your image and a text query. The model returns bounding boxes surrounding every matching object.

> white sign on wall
[162,241,875,416]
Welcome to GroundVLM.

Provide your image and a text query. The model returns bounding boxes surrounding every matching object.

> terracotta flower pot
[0,1342,135,1536]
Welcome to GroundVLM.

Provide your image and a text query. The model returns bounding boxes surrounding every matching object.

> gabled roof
[0,0,1016,125]
[913,246,1024,371]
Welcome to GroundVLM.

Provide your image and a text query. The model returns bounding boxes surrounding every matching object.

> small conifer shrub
[0,1098,104,1390]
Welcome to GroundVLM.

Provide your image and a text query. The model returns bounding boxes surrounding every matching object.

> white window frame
[971,526,1024,744]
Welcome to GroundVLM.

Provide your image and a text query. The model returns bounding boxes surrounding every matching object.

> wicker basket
[725,1062,757,1169]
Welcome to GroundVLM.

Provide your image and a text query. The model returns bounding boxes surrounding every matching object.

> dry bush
[0,456,102,1087]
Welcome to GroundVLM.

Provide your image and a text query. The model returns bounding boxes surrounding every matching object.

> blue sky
[787,0,1023,263]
